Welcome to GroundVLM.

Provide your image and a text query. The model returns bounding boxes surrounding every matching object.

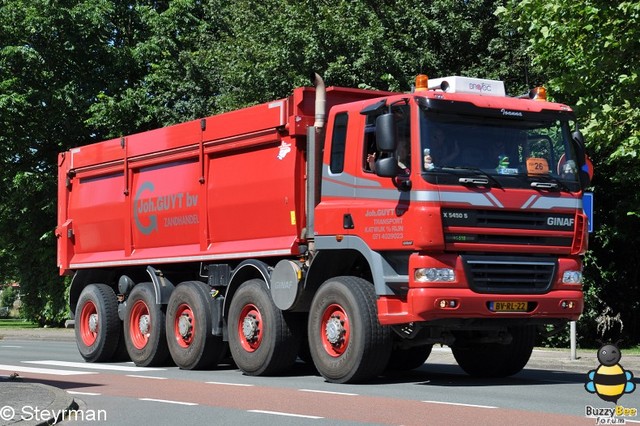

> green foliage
[0,0,128,325]
[87,0,227,135]
[0,286,17,308]
[211,0,515,108]
[502,0,640,345]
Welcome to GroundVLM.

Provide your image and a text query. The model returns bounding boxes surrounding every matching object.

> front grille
[445,233,571,246]
[442,209,575,231]
[442,208,575,249]
[462,255,556,294]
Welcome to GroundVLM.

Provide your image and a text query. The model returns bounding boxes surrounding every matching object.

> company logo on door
[133,181,199,235]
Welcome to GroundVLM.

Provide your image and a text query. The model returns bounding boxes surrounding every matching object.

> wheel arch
[69,266,163,317]
[223,259,271,318]
[297,249,371,311]
[69,269,119,317]
[144,265,175,305]
[300,235,407,311]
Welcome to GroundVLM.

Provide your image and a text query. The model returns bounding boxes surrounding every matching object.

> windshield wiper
[529,174,571,192]
[440,166,503,189]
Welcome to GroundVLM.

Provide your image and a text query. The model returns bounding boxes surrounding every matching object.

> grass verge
[0,319,39,328]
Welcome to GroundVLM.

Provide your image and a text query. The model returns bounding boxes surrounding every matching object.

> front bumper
[377,287,583,325]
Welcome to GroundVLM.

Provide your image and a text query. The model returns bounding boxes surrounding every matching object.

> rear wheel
[124,282,170,366]
[308,276,391,384]
[228,279,300,376]
[451,326,536,377]
[75,284,121,363]
[166,281,225,370]
[387,344,433,371]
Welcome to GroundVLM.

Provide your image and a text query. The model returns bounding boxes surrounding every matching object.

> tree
[0,0,146,325]
[1,286,17,309]
[211,0,518,107]
[500,0,640,346]
[87,0,227,135]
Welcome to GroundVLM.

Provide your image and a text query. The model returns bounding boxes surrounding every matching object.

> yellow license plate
[490,301,528,312]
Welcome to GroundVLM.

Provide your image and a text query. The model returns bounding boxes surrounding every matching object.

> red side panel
[207,136,299,255]
[57,86,390,273]
[131,159,201,250]
[69,170,127,254]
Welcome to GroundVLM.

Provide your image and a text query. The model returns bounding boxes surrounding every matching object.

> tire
[228,279,300,376]
[451,326,536,377]
[166,281,225,370]
[296,317,312,364]
[112,330,131,362]
[387,344,433,371]
[75,284,121,363]
[308,276,392,384]
[124,282,171,367]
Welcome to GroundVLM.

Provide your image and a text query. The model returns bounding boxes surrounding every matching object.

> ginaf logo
[585,341,636,403]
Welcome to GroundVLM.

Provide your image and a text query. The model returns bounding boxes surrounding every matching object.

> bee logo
[585,341,636,403]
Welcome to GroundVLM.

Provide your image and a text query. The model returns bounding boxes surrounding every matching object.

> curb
[0,328,75,342]
[0,381,76,426]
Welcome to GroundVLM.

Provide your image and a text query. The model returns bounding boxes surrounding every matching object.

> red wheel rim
[79,300,98,346]
[129,300,151,350]
[174,303,195,348]
[237,303,263,352]
[320,303,350,357]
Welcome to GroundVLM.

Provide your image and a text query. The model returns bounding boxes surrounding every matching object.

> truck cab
[312,75,589,377]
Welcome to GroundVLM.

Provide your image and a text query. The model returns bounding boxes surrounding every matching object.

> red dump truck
[56,74,590,383]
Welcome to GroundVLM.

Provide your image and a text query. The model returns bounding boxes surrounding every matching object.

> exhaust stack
[312,72,326,129]
[305,73,326,241]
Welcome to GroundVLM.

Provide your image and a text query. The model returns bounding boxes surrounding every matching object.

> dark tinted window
[330,113,348,173]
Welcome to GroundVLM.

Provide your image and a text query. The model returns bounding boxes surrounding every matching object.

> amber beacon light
[415,74,428,92]
[530,86,547,101]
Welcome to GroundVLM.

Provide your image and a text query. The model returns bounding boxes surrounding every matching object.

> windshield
[420,110,581,191]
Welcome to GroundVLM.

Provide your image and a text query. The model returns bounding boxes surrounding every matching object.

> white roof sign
[428,76,506,97]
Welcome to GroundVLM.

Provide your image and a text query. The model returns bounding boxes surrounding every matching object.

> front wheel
[451,326,536,377]
[124,282,171,366]
[75,284,121,363]
[308,276,391,384]
[227,279,300,376]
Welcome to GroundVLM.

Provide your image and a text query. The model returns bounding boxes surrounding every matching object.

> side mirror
[375,113,397,152]
[572,130,586,158]
[572,130,591,189]
[375,156,401,177]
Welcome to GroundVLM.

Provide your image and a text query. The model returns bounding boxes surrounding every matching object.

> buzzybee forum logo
[584,341,637,424]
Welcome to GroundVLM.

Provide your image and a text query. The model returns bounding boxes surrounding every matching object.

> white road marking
[206,381,255,387]
[67,391,102,396]
[298,389,358,396]
[139,398,198,406]
[0,345,22,348]
[248,410,323,419]
[0,364,96,376]
[126,374,167,380]
[22,360,165,372]
[422,400,498,409]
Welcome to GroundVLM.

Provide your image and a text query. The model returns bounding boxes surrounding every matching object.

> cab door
[352,103,412,249]
[314,110,356,237]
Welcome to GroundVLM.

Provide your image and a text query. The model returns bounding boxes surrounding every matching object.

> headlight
[562,270,583,284]
[415,268,455,283]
